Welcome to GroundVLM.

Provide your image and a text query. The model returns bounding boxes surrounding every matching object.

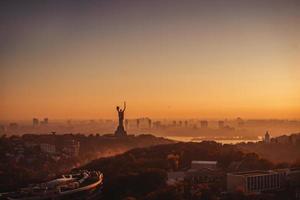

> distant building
[178,121,182,127]
[191,161,217,170]
[40,143,56,154]
[223,125,235,131]
[153,121,162,129]
[167,160,218,186]
[67,120,72,125]
[63,140,80,157]
[172,120,177,127]
[218,121,225,129]
[135,118,152,129]
[41,118,48,125]
[33,118,39,126]
[9,123,19,131]
[264,131,270,143]
[148,118,152,129]
[167,171,185,185]
[236,117,244,127]
[200,120,208,128]
[0,125,6,133]
[45,118,48,124]
[184,120,188,127]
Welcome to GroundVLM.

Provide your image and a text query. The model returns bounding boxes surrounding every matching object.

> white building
[227,170,282,194]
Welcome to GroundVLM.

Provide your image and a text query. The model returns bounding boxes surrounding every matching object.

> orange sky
[0,0,300,120]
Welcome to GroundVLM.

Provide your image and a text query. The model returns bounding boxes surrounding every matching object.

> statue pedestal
[115,125,127,137]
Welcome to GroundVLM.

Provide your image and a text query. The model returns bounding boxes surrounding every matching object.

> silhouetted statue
[117,102,126,125]
[125,119,128,130]
[115,102,127,136]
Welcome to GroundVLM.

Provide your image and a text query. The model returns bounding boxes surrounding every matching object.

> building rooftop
[192,161,217,165]
[228,170,275,177]
[290,167,300,172]
[273,168,300,173]
[229,168,300,177]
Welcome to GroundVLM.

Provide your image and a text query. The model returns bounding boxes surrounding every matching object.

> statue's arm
[123,102,126,111]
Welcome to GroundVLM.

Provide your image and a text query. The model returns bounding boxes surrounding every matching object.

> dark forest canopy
[82,141,297,199]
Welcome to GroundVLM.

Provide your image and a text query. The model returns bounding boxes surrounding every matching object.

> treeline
[238,141,300,164]
[0,134,172,192]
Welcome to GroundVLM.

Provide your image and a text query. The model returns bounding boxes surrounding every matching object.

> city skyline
[1,0,300,120]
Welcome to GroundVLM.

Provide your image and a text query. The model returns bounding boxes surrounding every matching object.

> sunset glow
[1,0,299,120]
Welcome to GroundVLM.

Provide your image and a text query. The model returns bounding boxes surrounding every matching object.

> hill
[82,141,280,200]
[0,133,173,192]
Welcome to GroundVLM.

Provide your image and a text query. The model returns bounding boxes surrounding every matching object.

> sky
[0,0,300,120]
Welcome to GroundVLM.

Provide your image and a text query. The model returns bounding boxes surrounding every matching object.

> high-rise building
[200,120,208,128]
[178,121,182,127]
[153,121,162,129]
[172,120,177,127]
[218,121,225,129]
[184,120,188,127]
[40,118,48,125]
[148,118,152,129]
[33,118,39,126]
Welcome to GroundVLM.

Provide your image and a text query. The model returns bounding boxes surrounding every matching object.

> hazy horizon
[2,117,300,122]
